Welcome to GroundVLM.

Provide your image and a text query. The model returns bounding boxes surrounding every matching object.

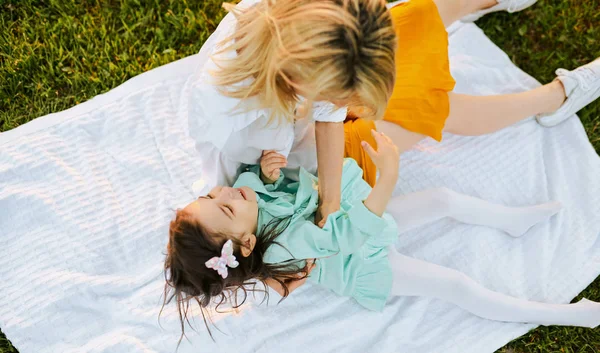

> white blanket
[1,22,599,353]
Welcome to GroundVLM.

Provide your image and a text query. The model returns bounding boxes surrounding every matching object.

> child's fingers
[263,153,287,165]
[269,169,281,180]
[264,161,287,173]
[384,136,397,150]
[268,155,288,165]
[370,129,382,147]
[372,130,393,146]
[374,132,397,153]
[267,167,281,177]
[380,131,394,145]
[361,140,377,161]
[261,155,286,168]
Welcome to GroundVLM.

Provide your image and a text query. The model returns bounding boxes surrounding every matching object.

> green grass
[0,0,599,352]
[478,1,600,352]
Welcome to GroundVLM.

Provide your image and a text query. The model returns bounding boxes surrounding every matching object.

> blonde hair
[212,0,397,123]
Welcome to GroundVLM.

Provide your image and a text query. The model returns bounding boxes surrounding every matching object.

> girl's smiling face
[184,186,259,256]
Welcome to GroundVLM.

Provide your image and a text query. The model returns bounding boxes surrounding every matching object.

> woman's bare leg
[444,81,566,135]
[375,80,566,148]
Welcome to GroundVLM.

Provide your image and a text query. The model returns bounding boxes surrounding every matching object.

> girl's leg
[388,249,600,328]
[385,187,561,237]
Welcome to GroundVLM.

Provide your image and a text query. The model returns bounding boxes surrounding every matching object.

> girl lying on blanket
[162,131,600,342]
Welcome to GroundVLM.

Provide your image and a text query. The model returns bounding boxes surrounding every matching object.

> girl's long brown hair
[161,210,308,346]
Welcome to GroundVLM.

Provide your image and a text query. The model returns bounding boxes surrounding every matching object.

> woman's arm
[315,121,345,227]
[266,131,400,260]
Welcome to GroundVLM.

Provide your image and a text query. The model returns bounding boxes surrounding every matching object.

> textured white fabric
[1,22,599,353]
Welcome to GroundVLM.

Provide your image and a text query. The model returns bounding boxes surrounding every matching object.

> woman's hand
[260,150,287,184]
[265,259,316,297]
[315,203,338,228]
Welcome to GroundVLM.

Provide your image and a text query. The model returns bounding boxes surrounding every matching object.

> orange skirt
[345,0,455,186]
[384,0,456,142]
[344,117,378,187]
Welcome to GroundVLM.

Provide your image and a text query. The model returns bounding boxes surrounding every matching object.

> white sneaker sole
[537,59,600,127]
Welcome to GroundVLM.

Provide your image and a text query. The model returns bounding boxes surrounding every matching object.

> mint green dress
[233,159,398,311]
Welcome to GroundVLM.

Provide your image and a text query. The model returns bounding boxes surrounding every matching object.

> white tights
[385,188,600,328]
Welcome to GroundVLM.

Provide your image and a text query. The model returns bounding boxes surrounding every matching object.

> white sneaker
[461,0,538,22]
[536,58,600,127]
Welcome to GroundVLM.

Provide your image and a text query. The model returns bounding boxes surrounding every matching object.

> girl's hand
[361,130,400,217]
[361,130,399,180]
[265,259,316,297]
[285,259,316,294]
[260,150,287,184]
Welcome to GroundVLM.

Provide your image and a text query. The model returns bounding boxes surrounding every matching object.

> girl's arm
[315,121,344,227]
[361,129,400,216]
[362,172,397,217]
[264,260,316,296]
[264,278,287,296]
